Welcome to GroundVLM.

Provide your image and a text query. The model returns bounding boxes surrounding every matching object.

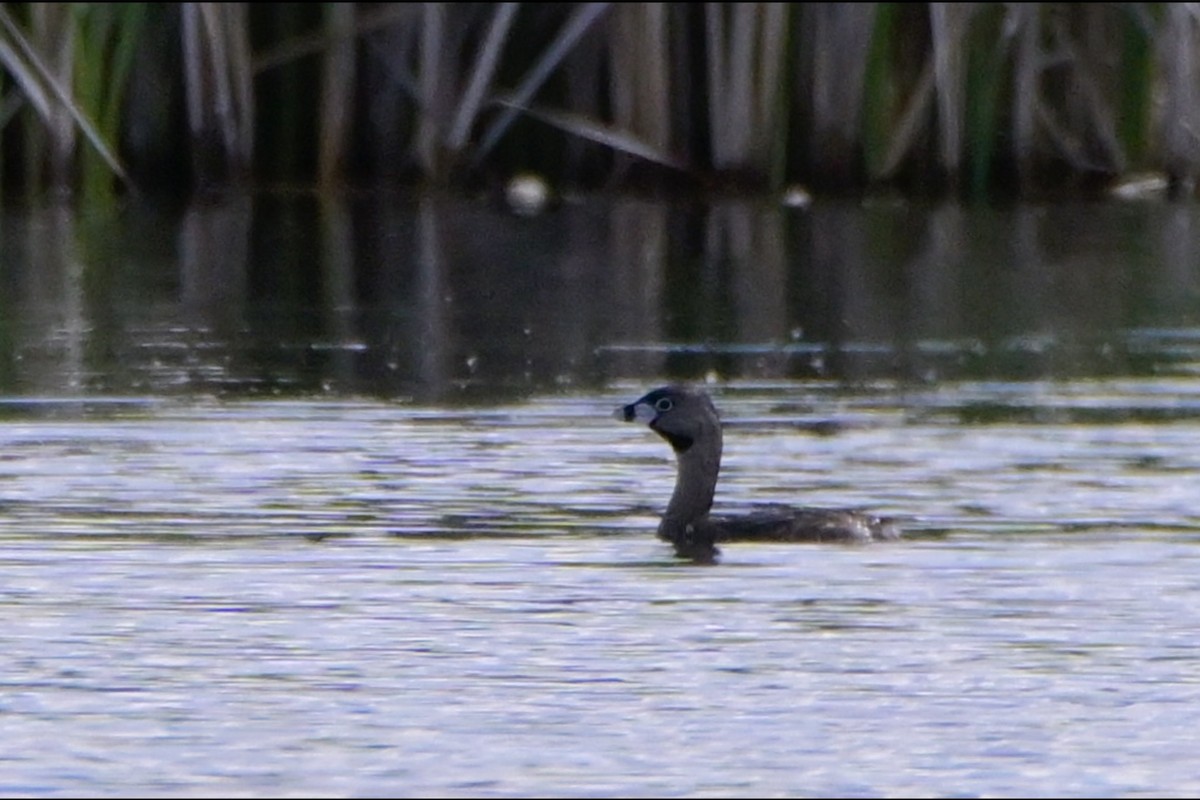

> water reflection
[7,195,1200,799]
[3,204,87,395]
[1,194,1200,399]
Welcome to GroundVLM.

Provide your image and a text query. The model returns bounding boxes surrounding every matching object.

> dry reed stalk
[608,3,671,156]
[753,2,786,173]
[484,3,684,176]
[1008,3,1039,190]
[703,3,792,178]
[29,3,74,191]
[1049,12,1125,173]
[929,3,973,180]
[1157,4,1200,193]
[806,3,877,182]
[446,2,519,153]
[181,2,254,185]
[415,2,447,176]
[0,4,131,195]
[473,2,612,165]
[254,5,415,76]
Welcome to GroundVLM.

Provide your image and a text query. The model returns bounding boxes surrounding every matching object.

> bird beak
[613,401,656,423]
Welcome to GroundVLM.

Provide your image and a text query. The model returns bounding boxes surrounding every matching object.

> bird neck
[662,423,722,531]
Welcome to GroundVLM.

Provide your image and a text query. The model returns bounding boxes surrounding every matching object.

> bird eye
[654,397,674,412]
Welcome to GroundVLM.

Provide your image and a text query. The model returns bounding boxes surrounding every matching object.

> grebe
[617,385,900,560]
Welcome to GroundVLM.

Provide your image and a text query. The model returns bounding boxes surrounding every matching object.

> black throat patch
[655,428,693,453]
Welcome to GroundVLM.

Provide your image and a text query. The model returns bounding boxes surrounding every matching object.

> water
[2,196,1200,796]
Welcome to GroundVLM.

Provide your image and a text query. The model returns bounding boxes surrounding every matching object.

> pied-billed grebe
[616,385,900,560]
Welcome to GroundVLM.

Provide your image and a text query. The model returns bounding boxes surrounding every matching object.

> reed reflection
[2,194,1200,400]
[5,203,86,395]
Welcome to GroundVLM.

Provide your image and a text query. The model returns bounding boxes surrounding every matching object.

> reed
[0,2,1199,201]
[318,2,356,189]
[860,2,896,185]
[23,3,74,192]
[0,3,130,199]
[804,2,878,190]
[704,2,790,179]
[603,3,672,177]
[1116,7,1154,166]
[1157,3,1200,194]
[74,2,146,203]
[180,2,253,188]
[963,4,1007,197]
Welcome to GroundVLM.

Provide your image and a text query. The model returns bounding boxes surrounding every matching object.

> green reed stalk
[965,4,1008,199]
[74,3,146,205]
[861,3,897,182]
[0,4,130,200]
[1116,10,1153,165]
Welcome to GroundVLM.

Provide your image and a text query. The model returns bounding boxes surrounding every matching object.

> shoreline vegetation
[0,3,1195,206]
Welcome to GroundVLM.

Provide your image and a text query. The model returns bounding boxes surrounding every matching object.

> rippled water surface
[3,380,1200,797]
[4,194,1200,796]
